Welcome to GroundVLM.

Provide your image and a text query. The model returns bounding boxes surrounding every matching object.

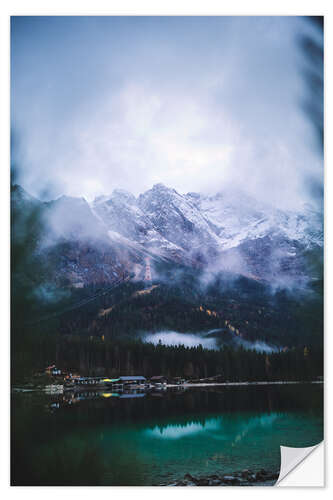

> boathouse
[118,376,146,385]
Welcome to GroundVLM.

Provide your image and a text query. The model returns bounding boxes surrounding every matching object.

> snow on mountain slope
[93,187,187,261]
[186,190,323,251]
[91,183,322,286]
[12,183,323,287]
[138,184,221,256]
[94,183,322,257]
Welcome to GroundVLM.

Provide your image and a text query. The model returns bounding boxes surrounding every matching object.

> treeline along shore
[13,333,323,383]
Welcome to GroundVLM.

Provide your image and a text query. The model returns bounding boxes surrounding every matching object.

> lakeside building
[45,365,62,376]
[150,376,168,385]
[64,375,147,390]
[118,376,147,386]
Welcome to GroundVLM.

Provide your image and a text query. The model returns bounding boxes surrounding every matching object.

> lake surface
[11,383,323,486]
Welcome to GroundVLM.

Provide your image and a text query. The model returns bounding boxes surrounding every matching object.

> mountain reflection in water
[146,418,221,439]
[145,413,278,443]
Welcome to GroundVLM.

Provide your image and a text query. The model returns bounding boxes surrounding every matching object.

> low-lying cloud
[233,337,279,354]
[143,330,279,353]
[144,331,217,350]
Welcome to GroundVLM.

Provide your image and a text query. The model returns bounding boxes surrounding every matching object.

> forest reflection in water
[11,384,323,486]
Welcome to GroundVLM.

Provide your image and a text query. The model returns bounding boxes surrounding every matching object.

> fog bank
[144,331,217,350]
[143,330,279,353]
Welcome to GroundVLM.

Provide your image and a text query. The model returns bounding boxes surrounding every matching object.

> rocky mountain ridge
[11,183,323,289]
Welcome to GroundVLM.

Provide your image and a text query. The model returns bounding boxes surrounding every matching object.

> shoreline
[160,469,279,486]
[167,380,323,388]
[12,379,323,393]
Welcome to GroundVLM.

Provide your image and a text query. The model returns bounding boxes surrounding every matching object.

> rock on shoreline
[163,469,279,486]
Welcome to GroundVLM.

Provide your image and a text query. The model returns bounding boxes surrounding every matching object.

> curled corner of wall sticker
[276,441,324,487]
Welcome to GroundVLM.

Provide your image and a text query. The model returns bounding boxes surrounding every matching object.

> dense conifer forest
[12,268,323,382]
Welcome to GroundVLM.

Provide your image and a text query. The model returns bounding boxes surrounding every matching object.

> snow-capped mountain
[92,183,322,286]
[11,183,323,288]
[95,183,321,260]
[94,183,322,253]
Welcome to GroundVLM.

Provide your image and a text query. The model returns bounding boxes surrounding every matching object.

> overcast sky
[11,16,322,209]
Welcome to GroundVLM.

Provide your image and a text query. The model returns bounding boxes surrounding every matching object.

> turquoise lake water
[11,383,323,485]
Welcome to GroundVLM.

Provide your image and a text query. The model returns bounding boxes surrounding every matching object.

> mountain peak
[151,183,176,194]
[111,189,136,204]
[11,184,40,205]
[54,194,88,205]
